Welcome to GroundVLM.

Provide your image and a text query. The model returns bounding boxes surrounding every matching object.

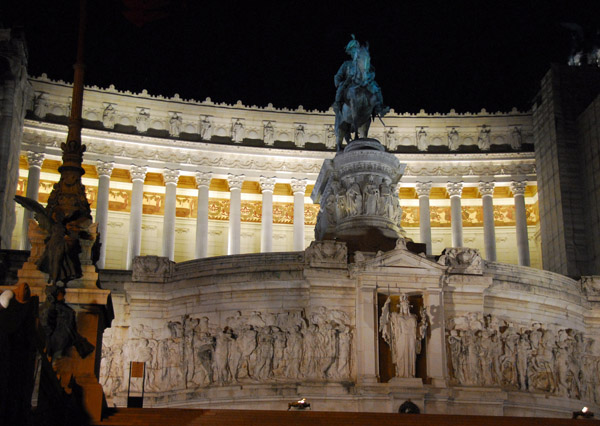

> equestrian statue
[333,35,390,151]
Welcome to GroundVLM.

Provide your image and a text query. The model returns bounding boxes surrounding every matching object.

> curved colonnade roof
[24,75,537,195]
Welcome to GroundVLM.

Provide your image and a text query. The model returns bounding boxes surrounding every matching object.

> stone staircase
[95,408,599,426]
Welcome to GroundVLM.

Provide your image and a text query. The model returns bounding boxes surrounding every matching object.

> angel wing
[379,296,392,344]
[14,195,54,232]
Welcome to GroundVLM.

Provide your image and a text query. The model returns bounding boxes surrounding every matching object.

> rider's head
[345,34,359,56]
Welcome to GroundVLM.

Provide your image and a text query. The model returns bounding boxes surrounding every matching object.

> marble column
[162,168,180,261]
[447,182,463,247]
[511,181,530,266]
[20,152,45,250]
[291,178,307,251]
[195,171,212,259]
[260,176,276,253]
[357,285,378,384]
[479,181,497,261]
[126,165,147,269]
[415,182,432,255]
[227,174,244,255]
[95,161,114,268]
[424,290,446,386]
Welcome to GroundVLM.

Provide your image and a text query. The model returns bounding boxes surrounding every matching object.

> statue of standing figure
[333,35,390,151]
[379,294,427,378]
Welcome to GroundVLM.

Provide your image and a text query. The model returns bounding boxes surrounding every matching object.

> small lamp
[288,398,311,411]
[572,406,594,419]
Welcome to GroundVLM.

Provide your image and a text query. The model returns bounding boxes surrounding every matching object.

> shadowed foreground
[95,408,599,426]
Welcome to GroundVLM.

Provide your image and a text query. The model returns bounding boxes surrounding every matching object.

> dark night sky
[2,1,598,113]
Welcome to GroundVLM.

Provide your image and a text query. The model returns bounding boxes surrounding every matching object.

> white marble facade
[96,242,600,417]
[13,76,540,269]
[14,75,589,417]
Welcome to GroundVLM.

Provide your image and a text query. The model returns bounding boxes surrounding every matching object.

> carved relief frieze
[446,313,600,403]
[100,306,354,396]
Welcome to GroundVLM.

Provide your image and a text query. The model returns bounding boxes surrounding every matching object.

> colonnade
[416,180,531,266]
[19,154,532,268]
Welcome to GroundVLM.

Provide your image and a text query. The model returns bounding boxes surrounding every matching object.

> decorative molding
[26,151,45,169]
[259,176,276,193]
[511,180,527,196]
[96,160,114,178]
[195,171,212,188]
[446,182,463,197]
[290,178,307,194]
[130,165,148,182]
[227,173,245,191]
[415,181,432,197]
[163,168,180,185]
[478,181,495,197]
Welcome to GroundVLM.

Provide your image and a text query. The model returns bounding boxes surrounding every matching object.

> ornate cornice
[28,75,535,153]
[21,120,538,186]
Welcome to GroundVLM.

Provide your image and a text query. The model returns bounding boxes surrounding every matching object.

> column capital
[479,181,495,197]
[227,173,245,191]
[510,180,527,196]
[259,176,276,193]
[195,171,212,188]
[96,160,114,178]
[26,151,45,169]
[163,168,180,185]
[130,165,147,182]
[446,182,463,197]
[415,181,432,197]
[290,178,307,194]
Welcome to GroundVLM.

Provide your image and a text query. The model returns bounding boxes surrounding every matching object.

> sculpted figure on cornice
[325,125,335,149]
[477,125,491,151]
[136,107,150,133]
[305,240,347,266]
[103,103,116,129]
[446,313,599,404]
[438,247,483,275]
[386,127,400,151]
[200,116,213,140]
[33,92,48,118]
[295,124,305,148]
[416,127,428,151]
[169,112,182,137]
[511,126,522,150]
[263,121,275,146]
[132,255,174,282]
[232,119,244,143]
[448,127,459,151]
[100,307,353,397]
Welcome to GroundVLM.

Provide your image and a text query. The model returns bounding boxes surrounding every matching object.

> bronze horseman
[333,35,390,151]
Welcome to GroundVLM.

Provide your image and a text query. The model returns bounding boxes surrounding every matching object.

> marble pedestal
[311,139,406,252]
